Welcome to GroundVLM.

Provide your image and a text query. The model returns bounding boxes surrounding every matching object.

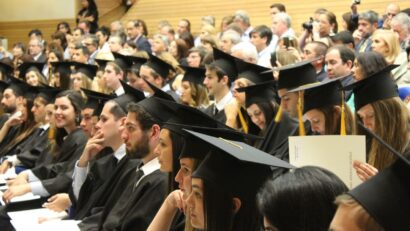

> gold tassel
[297,91,305,136]
[340,91,346,136]
[237,107,248,133]
[48,127,55,140]
[274,104,283,122]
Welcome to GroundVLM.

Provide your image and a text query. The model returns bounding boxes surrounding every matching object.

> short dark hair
[97,26,111,38]
[206,63,232,88]
[108,100,127,120]
[75,43,90,56]
[331,31,355,48]
[270,3,286,12]
[126,102,157,131]
[180,18,191,32]
[359,10,379,24]
[250,25,273,45]
[74,27,85,35]
[329,45,355,64]
[309,41,329,58]
[257,166,348,231]
[28,29,42,37]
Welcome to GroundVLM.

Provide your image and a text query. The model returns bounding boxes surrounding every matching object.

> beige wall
[0,0,76,22]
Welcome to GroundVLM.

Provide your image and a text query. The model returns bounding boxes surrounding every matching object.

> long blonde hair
[357,97,410,170]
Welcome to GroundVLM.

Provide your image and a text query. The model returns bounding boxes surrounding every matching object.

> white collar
[215,91,233,111]
[33,52,42,61]
[138,157,160,176]
[115,86,125,96]
[161,83,171,92]
[258,46,270,57]
[40,123,50,131]
[113,144,126,161]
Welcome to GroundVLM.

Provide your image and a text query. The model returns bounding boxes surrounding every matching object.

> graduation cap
[95,51,115,70]
[236,81,277,108]
[143,53,174,79]
[212,47,238,83]
[0,80,10,93]
[343,65,399,110]
[112,52,133,72]
[180,65,206,85]
[72,62,98,80]
[8,76,38,99]
[136,96,176,123]
[50,61,72,75]
[188,130,294,195]
[347,121,410,230]
[143,78,176,102]
[114,80,146,112]
[127,56,148,74]
[36,85,62,104]
[0,59,14,77]
[18,62,45,79]
[235,59,272,84]
[275,59,317,90]
[81,88,115,116]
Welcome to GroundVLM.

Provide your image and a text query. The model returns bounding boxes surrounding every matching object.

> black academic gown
[78,166,168,231]
[30,128,87,195]
[203,104,227,124]
[0,114,9,130]
[71,153,140,220]
[12,127,49,169]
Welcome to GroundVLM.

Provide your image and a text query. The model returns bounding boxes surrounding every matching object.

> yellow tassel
[48,127,55,140]
[340,91,346,136]
[274,104,283,122]
[237,107,248,134]
[297,91,305,136]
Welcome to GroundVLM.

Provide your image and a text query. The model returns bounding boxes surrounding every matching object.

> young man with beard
[78,96,173,230]
[0,82,24,129]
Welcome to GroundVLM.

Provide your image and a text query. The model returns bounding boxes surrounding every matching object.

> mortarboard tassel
[297,91,305,136]
[48,126,55,140]
[340,91,346,136]
[274,104,283,122]
[237,106,248,133]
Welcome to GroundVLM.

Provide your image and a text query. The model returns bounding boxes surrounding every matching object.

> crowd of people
[0,0,409,230]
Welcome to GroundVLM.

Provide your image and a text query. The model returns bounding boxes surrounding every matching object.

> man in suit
[355,10,379,54]
[28,38,46,63]
[126,20,152,53]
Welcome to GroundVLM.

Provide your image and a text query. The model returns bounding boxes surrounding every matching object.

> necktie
[111,156,118,169]
[133,166,145,192]
[213,105,219,116]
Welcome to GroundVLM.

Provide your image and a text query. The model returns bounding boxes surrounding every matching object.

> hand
[352,30,362,42]
[165,190,186,213]
[5,113,23,127]
[353,160,379,182]
[43,193,72,212]
[7,172,28,186]
[78,131,105,167]
[0,160,10,174]
[224,98,239,120]
[2,184,31,203]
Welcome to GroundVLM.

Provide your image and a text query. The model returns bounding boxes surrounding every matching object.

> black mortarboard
[112,52,133,72]
[343,65,399,110]
[143,79,176,102]
[127,56,148,74]
[180,65,206,85]
[188,130,294,195]
[0,59,14,77]
[348,122,410,230]
[36,85,62,104]
[9,76,37,99]
[95,59,110,71]
[212,47,238,82]
[50,61,72,75]
[0,80,10,93]
[276,60,317,90]
[137,97,176,123]
[236,81,277,108]
[287,76,348,113]
[18,62,45,79]
[72,62,98,80]
[144,53,174,79]
[114,80,146,112]
[82,88,115,116]
[235,59,272,84]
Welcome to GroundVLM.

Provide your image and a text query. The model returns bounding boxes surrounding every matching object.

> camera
[302,17,314,31]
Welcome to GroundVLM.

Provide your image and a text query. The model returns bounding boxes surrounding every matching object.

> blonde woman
[371,29,410,84]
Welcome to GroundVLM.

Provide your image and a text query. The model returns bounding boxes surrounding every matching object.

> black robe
[71,154,140,220]
[30,128,87,195]
[203,103,227,124]
[78,167,168,231]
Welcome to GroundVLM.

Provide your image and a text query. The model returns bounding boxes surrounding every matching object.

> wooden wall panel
[122,0,410,37]
[0,19,76,50]
[95,0,122,17]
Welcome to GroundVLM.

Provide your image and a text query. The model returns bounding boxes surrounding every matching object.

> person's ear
[346,60,353,69]
[222,75,229,86]
[232,197,242,213]
[151,124,161,139]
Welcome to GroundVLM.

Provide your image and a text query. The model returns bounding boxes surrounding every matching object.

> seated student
[71,62,97,92]
[0,86,60,173]
[49,62,71,90]
[186,130,293,231]
[179,65,209,109]
[18,62,47,87]
[343,65,410,181]
[330,129,410,230]
[258,166,348,231]
[0,78,38,159]
[2,90,87,202]
[287,77,355,135]
[78,96,175,230]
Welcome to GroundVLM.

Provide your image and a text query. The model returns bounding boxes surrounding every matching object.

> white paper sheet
[0,190,40,205]
[289,135,366,189]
